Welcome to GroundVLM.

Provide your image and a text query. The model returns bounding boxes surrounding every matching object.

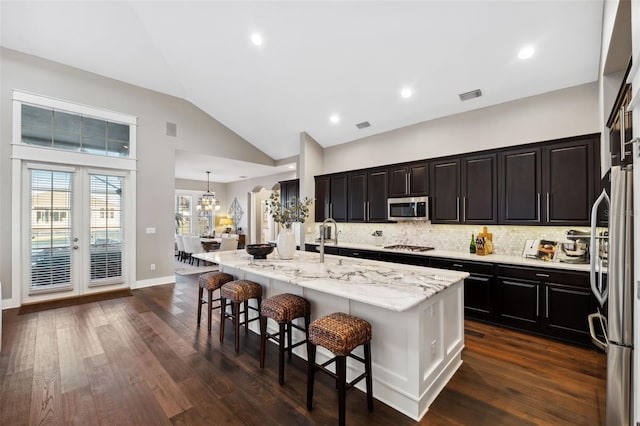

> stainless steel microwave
[387,197,429,221]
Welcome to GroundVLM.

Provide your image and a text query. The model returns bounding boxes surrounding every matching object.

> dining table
[199,237,221,252]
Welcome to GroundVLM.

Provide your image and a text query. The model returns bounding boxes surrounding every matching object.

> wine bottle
[469,233,476,253]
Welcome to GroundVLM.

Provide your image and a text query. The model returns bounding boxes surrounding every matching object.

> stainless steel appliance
[558,229,591,264]
[589,164,634,426]
[387,197,429,221]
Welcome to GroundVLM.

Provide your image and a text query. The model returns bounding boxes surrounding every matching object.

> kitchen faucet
[319,217,338,263]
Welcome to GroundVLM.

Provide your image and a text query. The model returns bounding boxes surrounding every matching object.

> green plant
[175,212,184,232]
[267,192,312,228]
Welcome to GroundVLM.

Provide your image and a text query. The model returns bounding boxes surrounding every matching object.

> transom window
[21,103,131,157]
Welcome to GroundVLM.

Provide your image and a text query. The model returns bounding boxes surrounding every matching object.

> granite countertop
[305,241,597,273]
[194,250,469,312]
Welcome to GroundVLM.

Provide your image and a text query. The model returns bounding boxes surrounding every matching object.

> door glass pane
[175,195,192,234]
[89,174,123,284]
[30,169,73,290]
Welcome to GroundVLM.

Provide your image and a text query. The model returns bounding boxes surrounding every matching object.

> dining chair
[176,234,186,262]
[218,237,239,251]
[187,236,205,265]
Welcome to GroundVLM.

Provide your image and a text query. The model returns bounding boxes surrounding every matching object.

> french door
[23,163,129,303]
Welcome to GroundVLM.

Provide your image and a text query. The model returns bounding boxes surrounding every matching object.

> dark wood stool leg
[219,298,227,343]
[278,322,286,385]
[336,355,347,426]
[287,322,293,360]
[207,289,213,333]
[260,316,267,369]
[244,300,249,334]
[234,301,240,352]
[197,287,204,327]
[306,342,316,410]
[364,343,374,411]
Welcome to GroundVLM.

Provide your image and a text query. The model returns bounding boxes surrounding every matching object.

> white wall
[0,48,274,302]
[323,83,599,174]
[225,171,297,242]
[299,131,324,231]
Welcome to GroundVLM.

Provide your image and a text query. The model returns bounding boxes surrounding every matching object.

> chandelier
[197,171,219,213]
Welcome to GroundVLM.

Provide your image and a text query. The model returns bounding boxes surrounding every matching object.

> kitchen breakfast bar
[194,249,468,421]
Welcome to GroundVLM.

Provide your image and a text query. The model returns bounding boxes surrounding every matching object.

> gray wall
[323,82,600,174]
[0,48,274,301]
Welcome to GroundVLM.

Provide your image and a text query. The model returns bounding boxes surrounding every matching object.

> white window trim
[8,91,138,308]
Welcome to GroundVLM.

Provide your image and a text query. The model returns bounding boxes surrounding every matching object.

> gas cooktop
[384,244,435,252]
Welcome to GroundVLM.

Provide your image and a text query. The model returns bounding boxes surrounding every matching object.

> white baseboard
[133,275,175,289]
[2,296,20,310]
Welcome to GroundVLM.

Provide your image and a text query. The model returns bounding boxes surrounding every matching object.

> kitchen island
[194,249,468,421]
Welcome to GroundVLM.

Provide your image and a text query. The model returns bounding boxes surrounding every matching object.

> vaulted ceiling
[1,1,604,181]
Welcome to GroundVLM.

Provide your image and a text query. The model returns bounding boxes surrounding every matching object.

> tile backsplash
[306,222,598,256]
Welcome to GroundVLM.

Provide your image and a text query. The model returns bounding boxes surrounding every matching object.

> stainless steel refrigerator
[590,164,634,426]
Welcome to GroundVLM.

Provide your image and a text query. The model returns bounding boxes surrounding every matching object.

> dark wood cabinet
[314,176,330,222]
[347,169,388,223]
[543,138,595,226]
[304,243,338,255]
[608,61,633,167]
[378,251,427,266]
[429,258,495,320]
[461,154,497,224]
[498,147,542,224]
[496,265,596,345]
[367,169,388,222]
[430,160,460,223]
[330,174,348,222]
[388,162,428,197]
[338,247,380,260]
[279,179,299,208]
[348,172,367,222]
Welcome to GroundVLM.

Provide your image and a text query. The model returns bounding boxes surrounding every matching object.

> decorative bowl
[246,244,274,259]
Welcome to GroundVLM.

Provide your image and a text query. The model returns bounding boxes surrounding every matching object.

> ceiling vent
[459,89,483,101]
[356,121,371,130]
[166,122,177,137]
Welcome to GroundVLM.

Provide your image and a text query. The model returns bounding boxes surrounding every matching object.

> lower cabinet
[338,248,380,260]
[304,243,339,255]
[429,258,494,321]
[496,265,596,345]
[379,251,428,266]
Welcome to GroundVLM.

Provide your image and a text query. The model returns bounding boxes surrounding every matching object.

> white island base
[197,251,466,421]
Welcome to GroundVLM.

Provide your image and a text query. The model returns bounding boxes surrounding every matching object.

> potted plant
[267,192,313,259]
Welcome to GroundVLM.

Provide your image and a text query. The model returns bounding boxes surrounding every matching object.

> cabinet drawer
[496,265,589,287]
[379,252,427,267]
[338,248,380,260]
[430,257,494,276]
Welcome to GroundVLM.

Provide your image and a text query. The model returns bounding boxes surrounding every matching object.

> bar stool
[197,272,234,333]
[306,312,373,426]
[259,293,311,385]
[220,280,263,352]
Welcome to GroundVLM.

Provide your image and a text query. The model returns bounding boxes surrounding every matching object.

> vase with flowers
[267,191,313,259]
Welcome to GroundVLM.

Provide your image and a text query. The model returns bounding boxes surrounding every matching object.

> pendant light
[198,171,219,212]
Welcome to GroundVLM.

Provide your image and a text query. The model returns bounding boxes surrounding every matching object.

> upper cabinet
[430,159,460,223]
[278,179,299,207]
[431,154,498,224]
[543,138,595,225]
[347,168,389,222]
[388,162,428,197]
[499,136,598,226]
[498,147,543,224]
[462,154,497,224]
[316,134,599,226]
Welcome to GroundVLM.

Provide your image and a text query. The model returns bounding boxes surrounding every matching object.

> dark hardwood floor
[1,273,606,425]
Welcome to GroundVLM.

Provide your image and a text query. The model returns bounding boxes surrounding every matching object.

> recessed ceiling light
[329,114,340,124]
[251,33,263,46]
[400,87,413,99]
[518,46,535,60]
[239,175,248,179]
[288,165,295,169]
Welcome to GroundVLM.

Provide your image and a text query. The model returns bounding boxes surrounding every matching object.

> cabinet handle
[453,263,464,268]
[407,174,412,193]
[367,201,370,222]
[364,202,367,222]
[456,197,460,221]
[535,273,549,278]
[620,106,626,162]
[536,193,541,222]
[462,196,466,222]
[330,203,333,218]
[352,252,360,256]
[545,287,549,319]
[536,289,539,317]
[546,193,550,222]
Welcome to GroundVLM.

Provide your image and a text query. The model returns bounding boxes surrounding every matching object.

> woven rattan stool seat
[220,280,263,302]
[309,312,371,356]
[198,272,234,291]
[261,293,310,323]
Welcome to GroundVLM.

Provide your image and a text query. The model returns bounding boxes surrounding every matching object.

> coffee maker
[558,229,591,264]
